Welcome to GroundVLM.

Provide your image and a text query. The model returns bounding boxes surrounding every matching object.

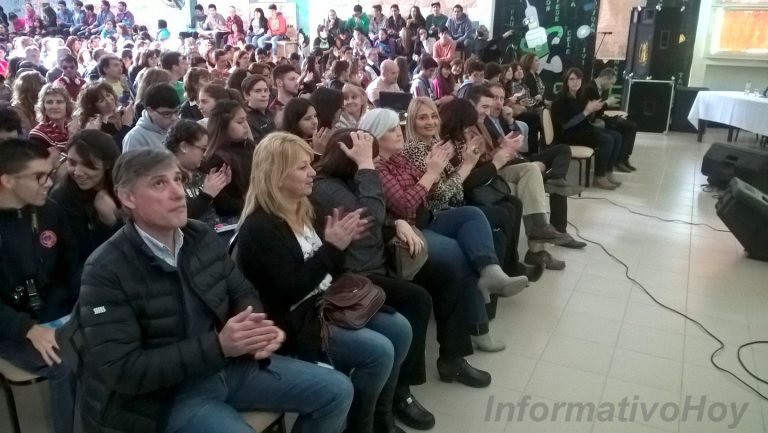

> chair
[241,411,286,433]
[541,108,595,188]
[0,358,46,433]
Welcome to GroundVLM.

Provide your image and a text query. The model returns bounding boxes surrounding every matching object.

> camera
[3,279,43,318]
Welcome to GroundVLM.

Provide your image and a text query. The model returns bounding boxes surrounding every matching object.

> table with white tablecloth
[687,91,768,142]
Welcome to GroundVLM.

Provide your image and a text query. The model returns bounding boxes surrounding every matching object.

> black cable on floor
[566,219,768,401]
[570,196,731,232]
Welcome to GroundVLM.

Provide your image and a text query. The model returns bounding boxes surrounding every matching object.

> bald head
[381,59,399,85]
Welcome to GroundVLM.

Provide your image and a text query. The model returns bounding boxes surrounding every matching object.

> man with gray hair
[365,58,403,107]
[68,149,354,433]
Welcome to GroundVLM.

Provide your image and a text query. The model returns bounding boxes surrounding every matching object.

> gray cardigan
[310,168,390,276]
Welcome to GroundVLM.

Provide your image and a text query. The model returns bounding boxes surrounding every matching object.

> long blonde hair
[239,132,316,229]
[405,96,440,142]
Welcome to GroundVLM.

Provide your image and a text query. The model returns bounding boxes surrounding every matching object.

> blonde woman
[235,132,411,433]
[29,84,75,157]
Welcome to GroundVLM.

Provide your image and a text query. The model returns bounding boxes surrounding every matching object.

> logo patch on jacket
[39,230,58,248]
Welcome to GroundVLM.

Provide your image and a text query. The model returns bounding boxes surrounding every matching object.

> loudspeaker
[716,178,768,261]
[624,7,684,80]
[701,142,768,193]
[624,79,674,133]
[670,86,708,133]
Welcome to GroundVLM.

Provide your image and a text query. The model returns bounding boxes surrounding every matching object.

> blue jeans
[424,206,499,331]
[257,34,286,55]
[595,127,623,176]
[427,206,499,271]
[165,355,353,433]
[327,311,412,433]
[0,340,76,433]
[422,228,489,329]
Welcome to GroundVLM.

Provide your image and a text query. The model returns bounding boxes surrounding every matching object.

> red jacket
[268,14,287,36]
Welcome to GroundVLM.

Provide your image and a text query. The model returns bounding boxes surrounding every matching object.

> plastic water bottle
[745,81,752,94]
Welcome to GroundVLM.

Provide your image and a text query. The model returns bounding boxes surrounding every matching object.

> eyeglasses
[152,108,180,118]
[190,143,208,152]
[13,168,57,185]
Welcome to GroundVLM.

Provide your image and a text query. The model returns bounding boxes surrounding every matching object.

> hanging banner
[494,0,600,96]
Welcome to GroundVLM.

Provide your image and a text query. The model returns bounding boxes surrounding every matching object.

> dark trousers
[549,193,568,233]
[566,126,622,176]
[529,143,572,180]
[366,273,432,387]
[214,31,229,48]
[517,111,543,154]
[476,198,525,276]
[605,116,637,162]
[0,339,76,433]
[413,252,475,361]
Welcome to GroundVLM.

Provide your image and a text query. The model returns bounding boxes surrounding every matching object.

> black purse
[465,176,511,206]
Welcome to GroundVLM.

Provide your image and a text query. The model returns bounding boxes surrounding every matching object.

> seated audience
[53,54,85,100]
[180,68,211,121]
[310,86,345,133]
[282,97,330,155]
[347,5,371,36]
[551,67,623,190]
[235,131,411,433]
[67,147,353,433]
[29,83,74,156]
[165,119,232,226]
[98,53,132,98]
[519,53,546,107]
[426,2,448,37]
[432,26,455,63]
[401,97,533,347]
[74,81,134,151]
[160,51,190,103]
[456,57,483,99]
[133,67,174,121]
[433,59,456,102]
[201,100,253,220]
[50,129,121,264]
[0,139,79,433]
[270,64,300,129]
[123,83,180,151]
[258,4,288,57]
[410,56,438,101]
[247,7,268,45]
[336,84,367,129]
[11,70,45,135]
[582,67,638,172]
[446,5,473,57]
[242,75,275,144]
[366,59,403,107]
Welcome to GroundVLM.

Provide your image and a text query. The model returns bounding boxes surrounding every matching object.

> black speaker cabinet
[625,6,684,80]
[716,178,768,261]
[623,78,675,133]
[670,86,709,133]
[701,142,768,193]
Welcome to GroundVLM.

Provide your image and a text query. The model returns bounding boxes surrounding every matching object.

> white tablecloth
[688,91,768,136]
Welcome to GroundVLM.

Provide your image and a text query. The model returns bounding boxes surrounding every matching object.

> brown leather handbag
[317,273,386,330]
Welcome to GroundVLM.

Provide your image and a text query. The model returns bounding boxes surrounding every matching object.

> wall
[688,0,768,90]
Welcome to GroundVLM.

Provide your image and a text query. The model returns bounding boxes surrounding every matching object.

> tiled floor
[2,129,767,433]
